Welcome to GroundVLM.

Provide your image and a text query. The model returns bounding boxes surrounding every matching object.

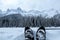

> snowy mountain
[23,9,60,18]
[5,7,26,15]
[53,14,60,19]
[0,8,60,27]
[0,8,26,17]
[43,9,60,18]
[0,10,6,17]
[0,14,24,27]
[0,14,23,19]
[0,8,60,18]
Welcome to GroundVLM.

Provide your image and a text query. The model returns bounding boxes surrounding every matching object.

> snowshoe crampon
[24,27,34,40]
[36,26,46,40]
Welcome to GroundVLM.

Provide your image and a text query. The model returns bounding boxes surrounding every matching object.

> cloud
[0,0,19,10]
[0,0,60,11]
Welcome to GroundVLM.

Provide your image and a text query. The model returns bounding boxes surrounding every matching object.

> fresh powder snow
[0,27,60,40]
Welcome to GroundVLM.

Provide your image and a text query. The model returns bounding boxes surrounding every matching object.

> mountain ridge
[0,8,60,18]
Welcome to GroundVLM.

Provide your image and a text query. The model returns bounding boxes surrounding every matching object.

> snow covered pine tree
[36,26,46,40]
[24,27,34,40]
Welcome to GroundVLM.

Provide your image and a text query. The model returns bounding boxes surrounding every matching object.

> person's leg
[24,27,34,40]
[36,26,46,40]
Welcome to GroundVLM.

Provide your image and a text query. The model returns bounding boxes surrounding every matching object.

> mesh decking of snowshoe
[36,26,46,40]
[24,27,34,40]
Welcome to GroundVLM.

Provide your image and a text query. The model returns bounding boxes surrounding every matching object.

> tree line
[0,14,60,27]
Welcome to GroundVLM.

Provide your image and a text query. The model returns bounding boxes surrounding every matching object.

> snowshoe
[24,27,34,40]
[36,26,46,40]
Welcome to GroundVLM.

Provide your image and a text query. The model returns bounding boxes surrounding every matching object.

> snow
[0,28,25,40]
[0,27,60,40]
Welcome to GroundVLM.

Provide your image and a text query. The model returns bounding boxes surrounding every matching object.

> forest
[0,13,60,27]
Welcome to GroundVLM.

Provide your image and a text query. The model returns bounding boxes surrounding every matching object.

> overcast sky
[0,0,60,11]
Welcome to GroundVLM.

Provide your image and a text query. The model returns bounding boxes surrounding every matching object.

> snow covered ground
[0,27,60,40]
